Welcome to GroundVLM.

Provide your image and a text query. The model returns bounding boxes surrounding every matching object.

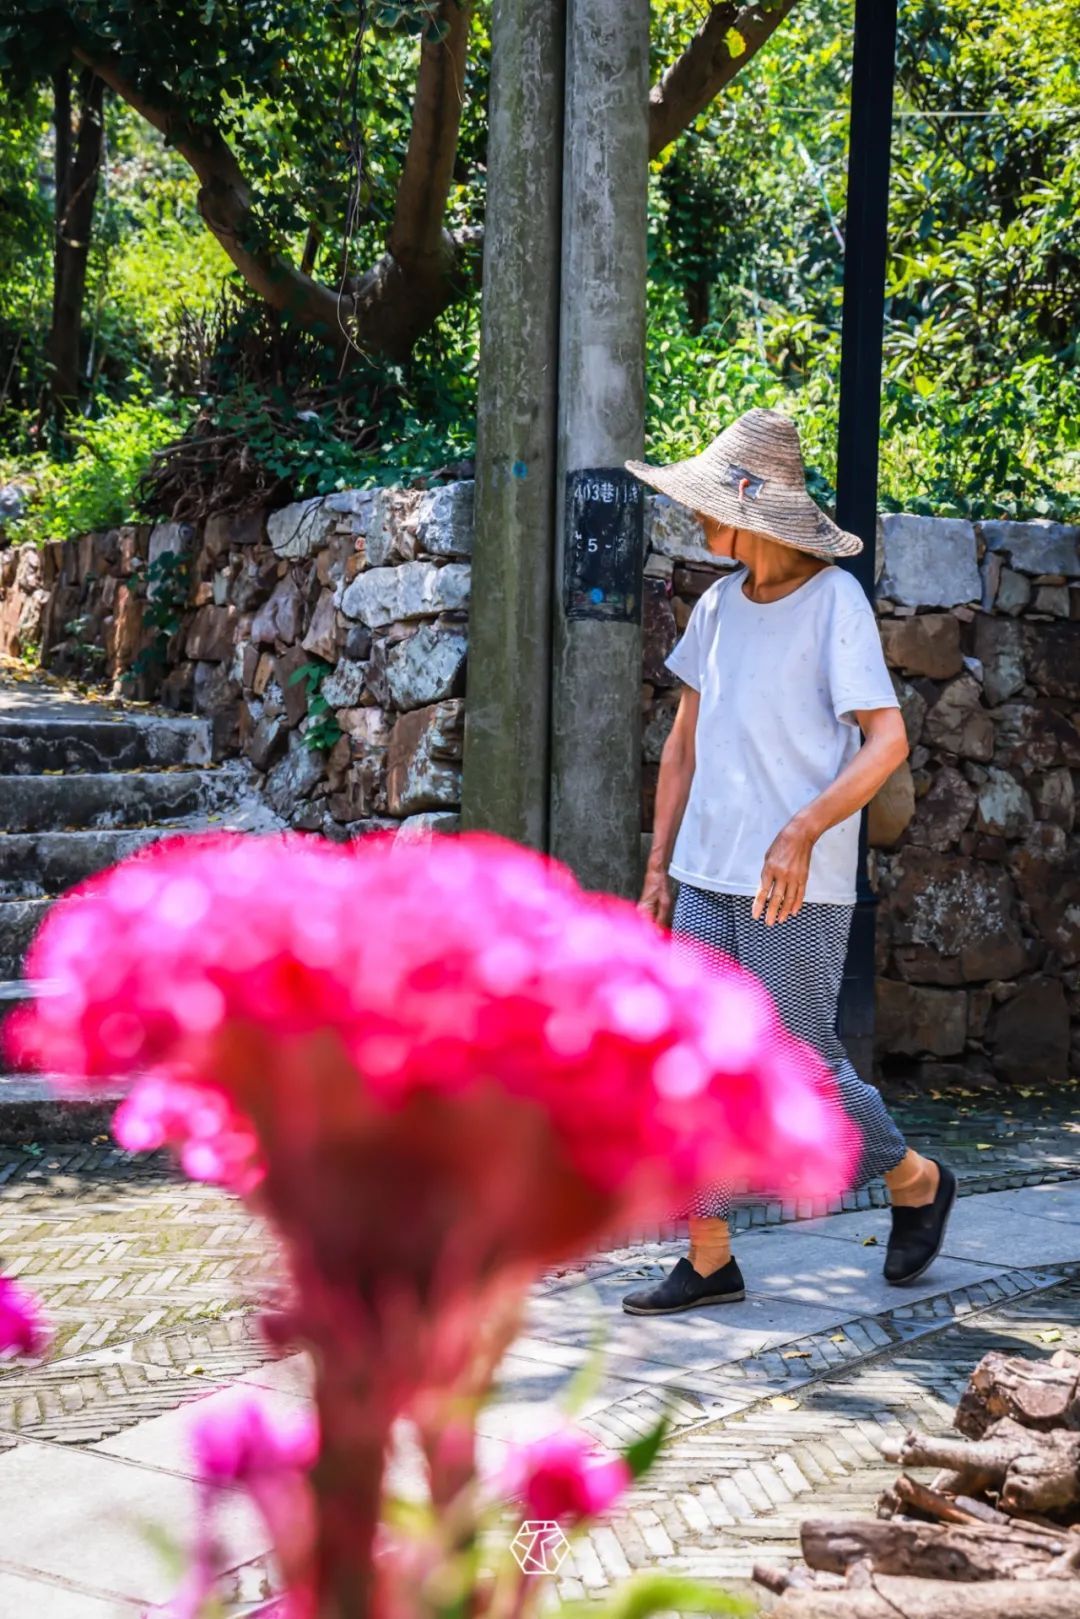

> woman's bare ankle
[687,1215,732,1276]
[885,1151,940,1208]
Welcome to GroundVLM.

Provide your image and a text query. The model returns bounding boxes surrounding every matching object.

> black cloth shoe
[884,1159,956,1285]
[622,1256,746,1316]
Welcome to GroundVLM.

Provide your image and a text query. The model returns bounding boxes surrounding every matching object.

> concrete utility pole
[548,0,650,896]
[461,0,565,850]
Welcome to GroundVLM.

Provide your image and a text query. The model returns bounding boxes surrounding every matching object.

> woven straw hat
[625,407,862,560]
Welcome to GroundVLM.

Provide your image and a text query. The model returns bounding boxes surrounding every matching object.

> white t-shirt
[665,564,898,906]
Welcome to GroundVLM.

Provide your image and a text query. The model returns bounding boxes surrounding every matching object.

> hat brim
[625,456,863,561]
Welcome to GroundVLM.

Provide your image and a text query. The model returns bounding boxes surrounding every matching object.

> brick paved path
[0,1098,1079,1614]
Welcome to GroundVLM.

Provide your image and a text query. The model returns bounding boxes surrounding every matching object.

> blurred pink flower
[10,830,858,1619]
[165,1394,317,1619]
[191,1391,317,1484]
[113,1070,261,1191]
[0,1275,48,1357]
[10,830,854,1221]
[502,1429,631,1525]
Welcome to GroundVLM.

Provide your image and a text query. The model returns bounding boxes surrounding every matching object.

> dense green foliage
[647,0,1080,516]
[649,0,1080,513]
[0,0,487,529]
[0,0,1076,540]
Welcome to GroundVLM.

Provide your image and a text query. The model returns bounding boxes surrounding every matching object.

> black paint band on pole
[564,469,645,623]
[834,0,899,1080]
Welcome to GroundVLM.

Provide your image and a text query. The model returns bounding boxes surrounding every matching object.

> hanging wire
[749,262,766,359]
[335,4,371,361]
[707,102,1080,122]
[794,137,845,251]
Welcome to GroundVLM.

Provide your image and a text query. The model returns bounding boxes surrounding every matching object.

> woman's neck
[738,535,827,603]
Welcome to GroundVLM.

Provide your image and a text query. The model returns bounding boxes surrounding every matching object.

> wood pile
[753,1348,1080,1617]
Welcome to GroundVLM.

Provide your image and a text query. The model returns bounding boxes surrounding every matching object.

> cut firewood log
[957,1350,1080,1438]
[753,1564,845,1595]
[800,1515,1071,1582]
[878,1474,1013,1527]
[884,1420,1080,1517]
[769,1575,1080,1618]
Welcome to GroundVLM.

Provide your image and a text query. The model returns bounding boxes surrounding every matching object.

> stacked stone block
[870,515,1080,1088]
[3,485,473,842]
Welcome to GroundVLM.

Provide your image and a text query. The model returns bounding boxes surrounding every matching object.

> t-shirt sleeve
[664,595,707,690]
[827,604,899,726]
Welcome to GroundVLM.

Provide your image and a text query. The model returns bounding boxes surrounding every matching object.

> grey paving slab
[784,1198,1080,1269]
[524,1275,850,1373]
[0,1567,137,1616]
[95,1383,311,1472]
[938,1202,1080,1267]
[722,1227,1002,1314]
[484,1350,621,1429]
[962,1182,1080,1227]
[236,1353,314,1398]
[0,1441,269,1605]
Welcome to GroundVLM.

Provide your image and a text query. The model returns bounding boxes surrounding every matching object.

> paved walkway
[1,1097,1080,1614]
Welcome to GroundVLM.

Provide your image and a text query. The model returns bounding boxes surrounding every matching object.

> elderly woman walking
[622,408,954,1316]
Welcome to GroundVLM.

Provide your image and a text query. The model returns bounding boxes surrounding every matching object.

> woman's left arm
[753,707,909,926]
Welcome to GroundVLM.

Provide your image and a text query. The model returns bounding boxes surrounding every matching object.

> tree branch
[72,43,345,339]
[649,0,803,160]
[72,12,478,362]
[346,0,478,360]
[389,1,473,277]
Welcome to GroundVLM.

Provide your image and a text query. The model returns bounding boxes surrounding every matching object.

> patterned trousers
[673,884,908,1220]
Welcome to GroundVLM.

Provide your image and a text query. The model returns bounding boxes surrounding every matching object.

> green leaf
[725,27,746,58]
[288,662,324,689]
[621,1414,669,1481]
[558,1330,607,1418]
[560,1573,753,1619]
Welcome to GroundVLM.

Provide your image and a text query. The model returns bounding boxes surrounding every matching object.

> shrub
[3,391,191,545]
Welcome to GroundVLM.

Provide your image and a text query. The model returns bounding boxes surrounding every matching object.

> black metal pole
[834,0,898,1082]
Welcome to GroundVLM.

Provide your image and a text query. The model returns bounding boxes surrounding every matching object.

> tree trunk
[770,1577,1080,1619]
[48,66,106,420]
[75,24,474,364]
[648,0,803,159]
[69,2,803,362]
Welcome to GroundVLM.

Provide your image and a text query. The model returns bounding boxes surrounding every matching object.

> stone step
[0,898,62,981]
[0,1069,123,1141]
[0,827,168,900]
[0,786,286,979]
[0,767,239,833]
[0,711,210,776]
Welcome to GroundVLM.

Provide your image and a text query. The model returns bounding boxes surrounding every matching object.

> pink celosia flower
[9,830,858,1619]
[0,1275,48,1357]
[113,1070,261,1191]
[191,1391,318,1483]
[501,1429,632,1525]
[164,1394,318,1619]
[9,831,855,1218]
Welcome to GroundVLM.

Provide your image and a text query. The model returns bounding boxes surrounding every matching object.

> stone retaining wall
[2,491,1078,1085]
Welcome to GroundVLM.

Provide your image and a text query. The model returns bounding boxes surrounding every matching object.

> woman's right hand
[637,867,674,930]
